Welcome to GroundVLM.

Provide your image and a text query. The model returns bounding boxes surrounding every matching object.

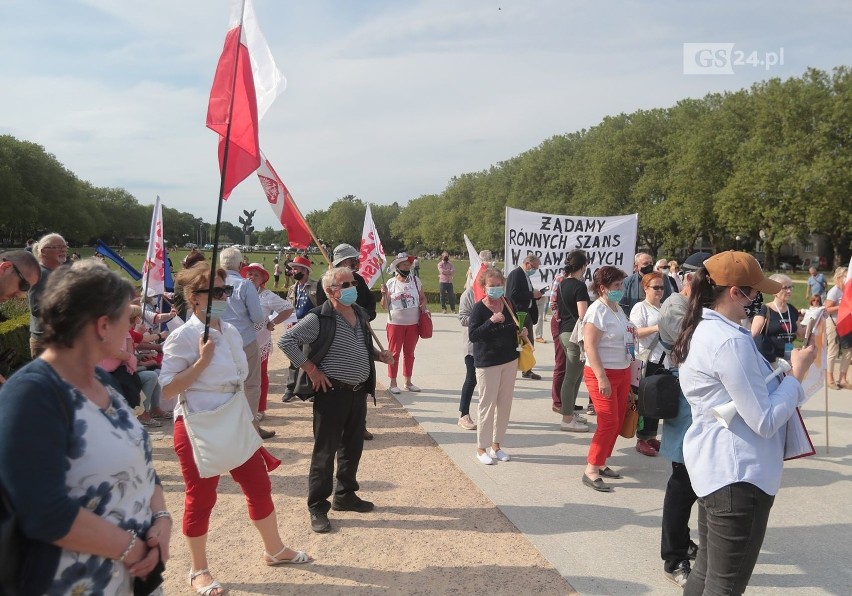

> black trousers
[459,354,476,416]
[684,482,775,596]
[661,462,698,570]
[307,387,367,513]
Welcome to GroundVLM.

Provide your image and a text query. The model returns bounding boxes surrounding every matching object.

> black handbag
[637,368,680,419]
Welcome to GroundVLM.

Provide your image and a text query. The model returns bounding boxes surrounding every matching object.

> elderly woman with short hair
[28,232,68,357]
[0,259,170,594]
[750,273,804,365]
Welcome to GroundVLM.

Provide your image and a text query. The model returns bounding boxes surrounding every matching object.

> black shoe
[687,541,698,560]
[363,429,374,441]
[664,560,690,587]
[522,370,542,380]
[574,405,584,411]
[258,427,275,440]
[282,392,296,403]
[310,511,331,533]
[331,496,374,512]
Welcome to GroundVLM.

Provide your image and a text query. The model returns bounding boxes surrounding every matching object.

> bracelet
[117,530,137,563]
[152,510,171,521]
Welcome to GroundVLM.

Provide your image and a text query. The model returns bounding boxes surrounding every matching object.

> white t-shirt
[630,300,665,363]
[583,299,632,369]
[827,285,843,304]
[386,277,421,326]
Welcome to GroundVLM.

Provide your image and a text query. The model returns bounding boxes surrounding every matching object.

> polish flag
[358,205,387,289]
[207,0,285,199]
[256,152,312,249]
[836,256,852,337]
[465,234,487,302]
[141,196,165,297]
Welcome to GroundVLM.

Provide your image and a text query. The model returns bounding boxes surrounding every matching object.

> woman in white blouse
[629,271,666,457]
[240,262,294,421]
[380,252,427,394]
[670,251,816,595]
[582,266,635,492]
[161,264,311,596]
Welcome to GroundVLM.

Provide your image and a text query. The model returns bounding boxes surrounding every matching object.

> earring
[100,336,107,343]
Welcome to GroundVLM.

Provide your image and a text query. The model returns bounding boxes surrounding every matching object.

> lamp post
[735,235,741,251]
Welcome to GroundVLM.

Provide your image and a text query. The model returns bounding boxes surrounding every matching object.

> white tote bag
[179,327,261,478]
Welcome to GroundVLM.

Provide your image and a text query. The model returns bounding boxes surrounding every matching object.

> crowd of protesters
[0,235,838,595]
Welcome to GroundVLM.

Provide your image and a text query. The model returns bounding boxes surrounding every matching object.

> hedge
[0,313,32,373]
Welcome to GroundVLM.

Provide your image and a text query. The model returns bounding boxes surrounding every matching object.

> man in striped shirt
[278,267,393,534]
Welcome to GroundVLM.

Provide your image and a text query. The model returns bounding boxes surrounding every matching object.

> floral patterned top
[0,359,159,595]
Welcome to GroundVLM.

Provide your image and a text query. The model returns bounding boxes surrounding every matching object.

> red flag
[256,152,313,249]
[206,8,260,199]
[836,257,852,337]
[358,205,387,288]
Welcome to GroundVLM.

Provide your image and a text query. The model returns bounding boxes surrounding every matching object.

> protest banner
[504,207,638,286]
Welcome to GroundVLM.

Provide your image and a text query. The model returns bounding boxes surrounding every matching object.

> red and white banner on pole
[207,0,285,199]
[358,205,386,289]
[141,196,165,297]
[256,152,312,249]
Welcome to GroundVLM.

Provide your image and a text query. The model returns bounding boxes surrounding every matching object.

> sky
[2,0,851,230]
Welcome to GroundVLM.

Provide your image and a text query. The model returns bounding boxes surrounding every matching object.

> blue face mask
[208,300,229,320]
[486,286,505,299]
[607,289,625,303]
[338,286,358,306]
[526,268,537,277]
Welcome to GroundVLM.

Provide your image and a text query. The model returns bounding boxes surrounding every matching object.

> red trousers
[551,316,565,407]
[173,417,274,537]
[584,366,631,467]
[259,353,269,413]
[386,323,419,378]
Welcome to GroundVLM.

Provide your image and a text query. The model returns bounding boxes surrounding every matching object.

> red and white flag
[207,0,284,199]
[141,196,165,297]
[256,152,312,249]
[837,256,852,337]
[465,234,487,302]
[358,205,386,289]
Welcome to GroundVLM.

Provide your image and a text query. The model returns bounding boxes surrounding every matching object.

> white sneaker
[389,386,401,395]
[487,448,511,462]
[458,415,477,430]
[477,451,495,465]
[405,383,421,392]
[560,419,589,432]
[574,413,588,424]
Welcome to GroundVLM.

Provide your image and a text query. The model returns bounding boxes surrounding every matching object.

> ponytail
[670,267,726,365]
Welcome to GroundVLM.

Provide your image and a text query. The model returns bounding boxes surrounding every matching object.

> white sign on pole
[504,207,639,286]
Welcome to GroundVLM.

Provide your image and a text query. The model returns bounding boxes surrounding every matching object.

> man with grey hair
[28,233,68,357]
[219,247,273,439]
[0,250,40,303]
[505,253,544,380]
[620,252,673,315]
[278,267,393,533]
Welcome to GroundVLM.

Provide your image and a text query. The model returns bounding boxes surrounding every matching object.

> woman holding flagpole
[161,264,312,596]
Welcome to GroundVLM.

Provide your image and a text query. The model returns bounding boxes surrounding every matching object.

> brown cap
[703,251,781,294]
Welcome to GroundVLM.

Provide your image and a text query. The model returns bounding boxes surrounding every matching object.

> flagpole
[205,0,248,342]
[141,197,159,326]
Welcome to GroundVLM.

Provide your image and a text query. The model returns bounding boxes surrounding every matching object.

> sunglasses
[3,259,30,292]
[332,281,356,289]
[43,244,68,250]
[196,285,234,299]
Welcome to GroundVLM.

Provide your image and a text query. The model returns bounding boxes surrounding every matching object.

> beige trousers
[243,339,262,426]
[475,360,518,450]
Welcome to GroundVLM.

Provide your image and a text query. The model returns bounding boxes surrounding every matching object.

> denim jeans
[459,354,476,417]
[684,482,775,596]
[661,462,698,570]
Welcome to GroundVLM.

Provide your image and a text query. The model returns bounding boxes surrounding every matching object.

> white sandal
[189,568,225,596]
[264,546,314,566]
